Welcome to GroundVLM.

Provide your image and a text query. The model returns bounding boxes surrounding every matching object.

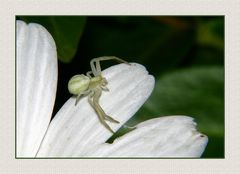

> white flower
[17,20,208,158]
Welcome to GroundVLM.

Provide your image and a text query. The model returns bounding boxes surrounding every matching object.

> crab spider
[68,56,130,133]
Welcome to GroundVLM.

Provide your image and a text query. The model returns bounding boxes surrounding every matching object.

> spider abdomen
[68,74,90,95]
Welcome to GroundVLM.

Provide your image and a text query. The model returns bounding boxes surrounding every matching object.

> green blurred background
[17,16,224,158]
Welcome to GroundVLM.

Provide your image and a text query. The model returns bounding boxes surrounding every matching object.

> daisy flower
[17,20,208,158]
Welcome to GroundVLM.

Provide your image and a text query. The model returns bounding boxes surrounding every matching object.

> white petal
[84,116,208,157]
[37,63,155,157]
[17,20,58,157]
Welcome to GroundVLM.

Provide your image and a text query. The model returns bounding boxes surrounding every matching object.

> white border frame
[1,0,240,173]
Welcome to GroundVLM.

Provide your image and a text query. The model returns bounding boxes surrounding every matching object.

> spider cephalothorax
[68,56,130,133]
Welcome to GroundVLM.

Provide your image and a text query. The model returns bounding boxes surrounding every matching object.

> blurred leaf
[78,17,195,76]
[197,17,224,50]
[191,46,224,66]
[111,66,224,157]
[134,66,224,133]
[19,16,86,63]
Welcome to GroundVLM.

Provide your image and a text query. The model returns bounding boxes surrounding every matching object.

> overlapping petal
[83,116,208,157]
[37,63,155,157]
[17,21,58,157]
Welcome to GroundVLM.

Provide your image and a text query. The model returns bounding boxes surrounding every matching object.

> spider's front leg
[90,56,130,76]
[88,89,119,133]
[86,71,93,78]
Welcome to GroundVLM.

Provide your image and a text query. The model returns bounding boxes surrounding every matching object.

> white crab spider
[68,56,130,133]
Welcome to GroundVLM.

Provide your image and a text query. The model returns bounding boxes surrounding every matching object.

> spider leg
[90,56,130,76]
[104,115,120,123]
[93,103,120,124]
[88,88,119,133]
[86,71,93,78]
[92,97,119,123]
[90,59,100,76]
[75,89,91,105]
[93,88,119,123]
[95,106,115,133]
[88,94,115,133]
[92,100,117,133]
[75,94,82,105]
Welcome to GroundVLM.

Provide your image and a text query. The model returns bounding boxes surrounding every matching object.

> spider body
[68,56,130,133]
